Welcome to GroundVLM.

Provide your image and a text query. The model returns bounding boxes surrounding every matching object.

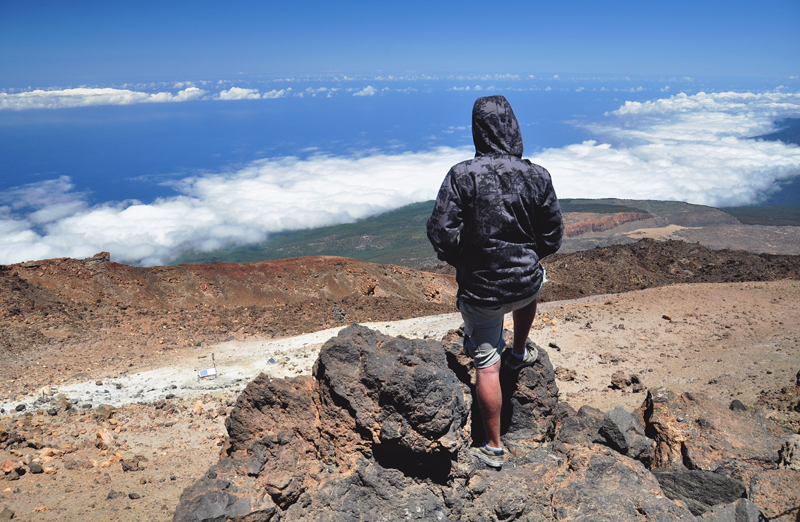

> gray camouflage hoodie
[427,95,563,306]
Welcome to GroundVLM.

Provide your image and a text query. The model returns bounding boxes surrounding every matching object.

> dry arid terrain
[0,234,799,520]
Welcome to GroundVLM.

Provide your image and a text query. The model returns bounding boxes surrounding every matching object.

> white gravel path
[2,295,613,413]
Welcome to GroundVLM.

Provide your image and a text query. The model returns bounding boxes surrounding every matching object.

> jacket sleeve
[534,173,563,259]
[427,169,464,267]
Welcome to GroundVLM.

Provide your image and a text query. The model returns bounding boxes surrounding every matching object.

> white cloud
[533,91,800,207]
[0,87,206,110]
[216,87,262,100]
[298,87,335,98]
[0,149,468,266]
[213,86,288,99]
[0,176,87,211]
[263,89,289,98]
[353,86,378,97]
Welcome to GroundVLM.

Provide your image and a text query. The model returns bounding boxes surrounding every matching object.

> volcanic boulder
[174,325,700,521]
[593,405,655,462]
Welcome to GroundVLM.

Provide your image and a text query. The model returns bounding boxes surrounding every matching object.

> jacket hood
[472,95,523,157]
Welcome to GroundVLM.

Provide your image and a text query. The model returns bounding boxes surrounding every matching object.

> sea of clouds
[1,90,799,266]
[0,84,385,109]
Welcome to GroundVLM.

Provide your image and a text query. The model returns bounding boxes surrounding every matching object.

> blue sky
[2,0,798,86]
[1,1,800,266]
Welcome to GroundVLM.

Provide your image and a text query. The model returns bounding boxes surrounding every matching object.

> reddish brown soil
[0,254,456,398]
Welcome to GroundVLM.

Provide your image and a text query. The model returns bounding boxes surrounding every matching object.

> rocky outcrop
[174,326,795,521]
[636,388,799,519]
[638,389,787,481]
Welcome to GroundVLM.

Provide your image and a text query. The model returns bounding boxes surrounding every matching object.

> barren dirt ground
[1,279,798,520]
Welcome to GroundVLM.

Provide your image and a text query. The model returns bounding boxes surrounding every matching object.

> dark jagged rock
[175,488,260,522]
[175,325,477,521]
[280,457,454,521]
[502,342,560,447]
[698,499,767,522]
[779,434,800,471]
[729,399,747,412]
[652,469,747,515]
[555,405,604,445]
[593,405,655,462]
[312,324,470,471]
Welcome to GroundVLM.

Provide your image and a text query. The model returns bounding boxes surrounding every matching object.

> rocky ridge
[173,325,799,522]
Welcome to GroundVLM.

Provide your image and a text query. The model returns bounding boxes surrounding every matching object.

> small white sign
[198,367,217,379]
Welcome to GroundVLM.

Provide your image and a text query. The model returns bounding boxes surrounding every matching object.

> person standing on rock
[427,95,563,469]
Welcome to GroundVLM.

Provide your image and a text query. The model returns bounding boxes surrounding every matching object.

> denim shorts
[458,271,544,370]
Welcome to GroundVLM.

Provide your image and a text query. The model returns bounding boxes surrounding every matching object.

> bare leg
[511,298,538,355]
[475,360,502,449]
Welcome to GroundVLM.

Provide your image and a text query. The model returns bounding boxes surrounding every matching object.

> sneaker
[471,444,504,469]
[505,344,539,370]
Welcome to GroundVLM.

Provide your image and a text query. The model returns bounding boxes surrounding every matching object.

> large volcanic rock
[173,326,798,521]
[174,325,703,521]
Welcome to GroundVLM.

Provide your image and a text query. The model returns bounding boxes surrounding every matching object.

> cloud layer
[0,87,206,110]
[537,91,800,206]
[0,149,467,265]
[1,90,799,266]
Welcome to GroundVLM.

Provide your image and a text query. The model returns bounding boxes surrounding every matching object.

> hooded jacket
[427,95,563,306]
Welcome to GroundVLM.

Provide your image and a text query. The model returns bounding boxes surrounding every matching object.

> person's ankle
[511,348,528,359]
[484,441,503,452]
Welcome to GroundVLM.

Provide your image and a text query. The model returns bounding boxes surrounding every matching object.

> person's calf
[475,361,502,449]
